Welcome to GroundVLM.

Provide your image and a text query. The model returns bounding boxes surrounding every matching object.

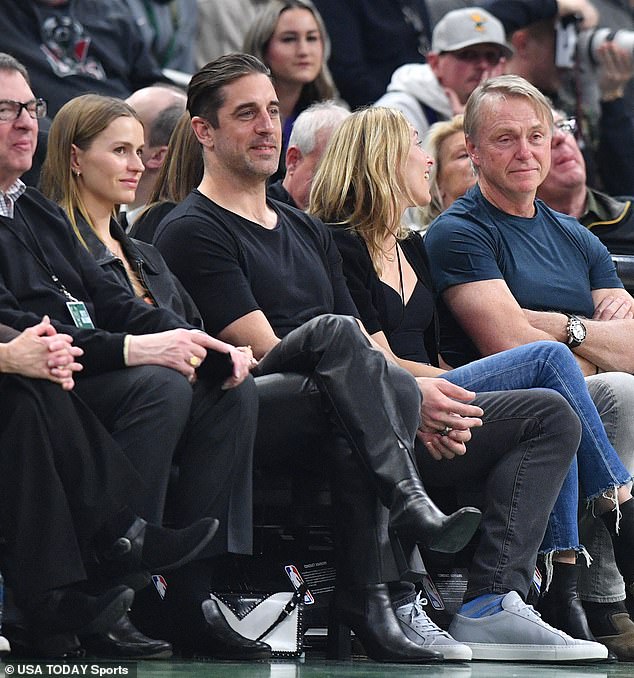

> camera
[577,27,634,67]
[555,14,634,69]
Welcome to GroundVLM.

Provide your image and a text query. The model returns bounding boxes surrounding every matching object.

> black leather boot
[327,583,443,663]
[27,585,134,637]
[390,478,481,553]
[601,497,634,588]
[80,613,173,659]
[538,562,597,641]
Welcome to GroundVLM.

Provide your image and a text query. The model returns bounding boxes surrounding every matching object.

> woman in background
[420,114,475,229]
[243,0,341,179]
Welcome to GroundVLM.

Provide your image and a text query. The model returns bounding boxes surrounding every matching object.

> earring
[73,169,81,177]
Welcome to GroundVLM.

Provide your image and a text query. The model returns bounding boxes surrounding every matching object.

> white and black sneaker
[449,591,608,662]
[396,593,472,661]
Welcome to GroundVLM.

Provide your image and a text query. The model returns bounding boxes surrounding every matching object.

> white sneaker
[0,634,10,655]
[396,593,472,661]
[448,591,608,662]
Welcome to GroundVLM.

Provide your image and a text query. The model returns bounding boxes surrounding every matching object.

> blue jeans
[441,341,632,554]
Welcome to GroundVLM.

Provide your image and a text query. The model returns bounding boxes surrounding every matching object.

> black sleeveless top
[379,279,434,363]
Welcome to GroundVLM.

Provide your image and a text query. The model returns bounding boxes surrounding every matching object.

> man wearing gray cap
[375,7,512,138]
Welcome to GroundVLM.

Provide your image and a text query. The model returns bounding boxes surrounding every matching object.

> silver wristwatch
[564,313,586,348]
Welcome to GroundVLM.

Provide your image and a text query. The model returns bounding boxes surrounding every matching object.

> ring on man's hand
[439,425,453,436]
[188,355,201,368]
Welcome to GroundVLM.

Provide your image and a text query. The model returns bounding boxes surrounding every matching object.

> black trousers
[0,375,140,604]
[74,366,258,557]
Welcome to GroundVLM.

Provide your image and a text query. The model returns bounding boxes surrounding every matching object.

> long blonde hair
[309,107,413,275]
[39,94,142,244]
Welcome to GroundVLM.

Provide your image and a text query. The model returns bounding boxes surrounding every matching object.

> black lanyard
[1,204,80,303]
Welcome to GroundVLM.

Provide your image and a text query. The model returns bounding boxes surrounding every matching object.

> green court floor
[133,657,633,677]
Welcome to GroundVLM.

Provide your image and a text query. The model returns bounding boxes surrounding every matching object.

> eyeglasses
[448,48,503,65]
[0,98,47,122]
[554,117,577,136]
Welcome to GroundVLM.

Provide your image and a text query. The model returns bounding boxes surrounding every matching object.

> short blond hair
[422,114,466,224]
[464,74,553,145]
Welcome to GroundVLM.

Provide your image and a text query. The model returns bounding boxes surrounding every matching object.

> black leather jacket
[74,214,204,329]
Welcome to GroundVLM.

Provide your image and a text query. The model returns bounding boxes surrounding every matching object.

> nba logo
[284,564,315,605]
[152,574,168,599]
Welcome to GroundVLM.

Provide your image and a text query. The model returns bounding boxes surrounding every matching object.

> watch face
[570,319,586,342]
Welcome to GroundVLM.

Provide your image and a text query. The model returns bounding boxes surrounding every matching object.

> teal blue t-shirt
[425,185,622,367]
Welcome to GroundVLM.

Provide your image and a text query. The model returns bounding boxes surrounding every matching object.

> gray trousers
[579,372,634,603]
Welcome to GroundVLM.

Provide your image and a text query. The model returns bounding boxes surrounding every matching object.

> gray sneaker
[448,591,608,662]
[396,593,472,661]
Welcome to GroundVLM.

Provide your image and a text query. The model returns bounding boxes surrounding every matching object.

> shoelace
[408,593,453,638]
[509,598,577,639]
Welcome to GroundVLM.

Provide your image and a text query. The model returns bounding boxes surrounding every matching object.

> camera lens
[578,27,634,66]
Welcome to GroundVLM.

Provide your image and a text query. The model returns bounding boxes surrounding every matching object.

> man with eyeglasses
[538,111,634,256]
[425,74,634,661]
[375,7,511,139]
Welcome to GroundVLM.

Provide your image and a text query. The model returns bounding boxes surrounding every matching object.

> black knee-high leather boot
[257,315,482,554]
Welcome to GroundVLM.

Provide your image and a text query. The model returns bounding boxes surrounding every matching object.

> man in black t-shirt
[154,53,495,665]
[152,53,604,663]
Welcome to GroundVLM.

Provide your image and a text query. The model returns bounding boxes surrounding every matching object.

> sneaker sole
[427,645,472,661]
[466,642,608,662]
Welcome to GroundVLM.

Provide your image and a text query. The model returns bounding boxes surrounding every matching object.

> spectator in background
[592,42,634,196]
[482,0,599,33]
[0,1,166,117]
[124,85,187,228]
[375,7,510,139]
[267,100,349,210]
[124,0,198,74]
[537,111,634,255]
[129,112,203,243]
[313,0,432,109]
[420,114,474,228]
[243,0,341,182]
[196,0,269,67]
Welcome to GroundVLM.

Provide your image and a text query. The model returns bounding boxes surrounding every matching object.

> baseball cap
[432,7,513,58]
